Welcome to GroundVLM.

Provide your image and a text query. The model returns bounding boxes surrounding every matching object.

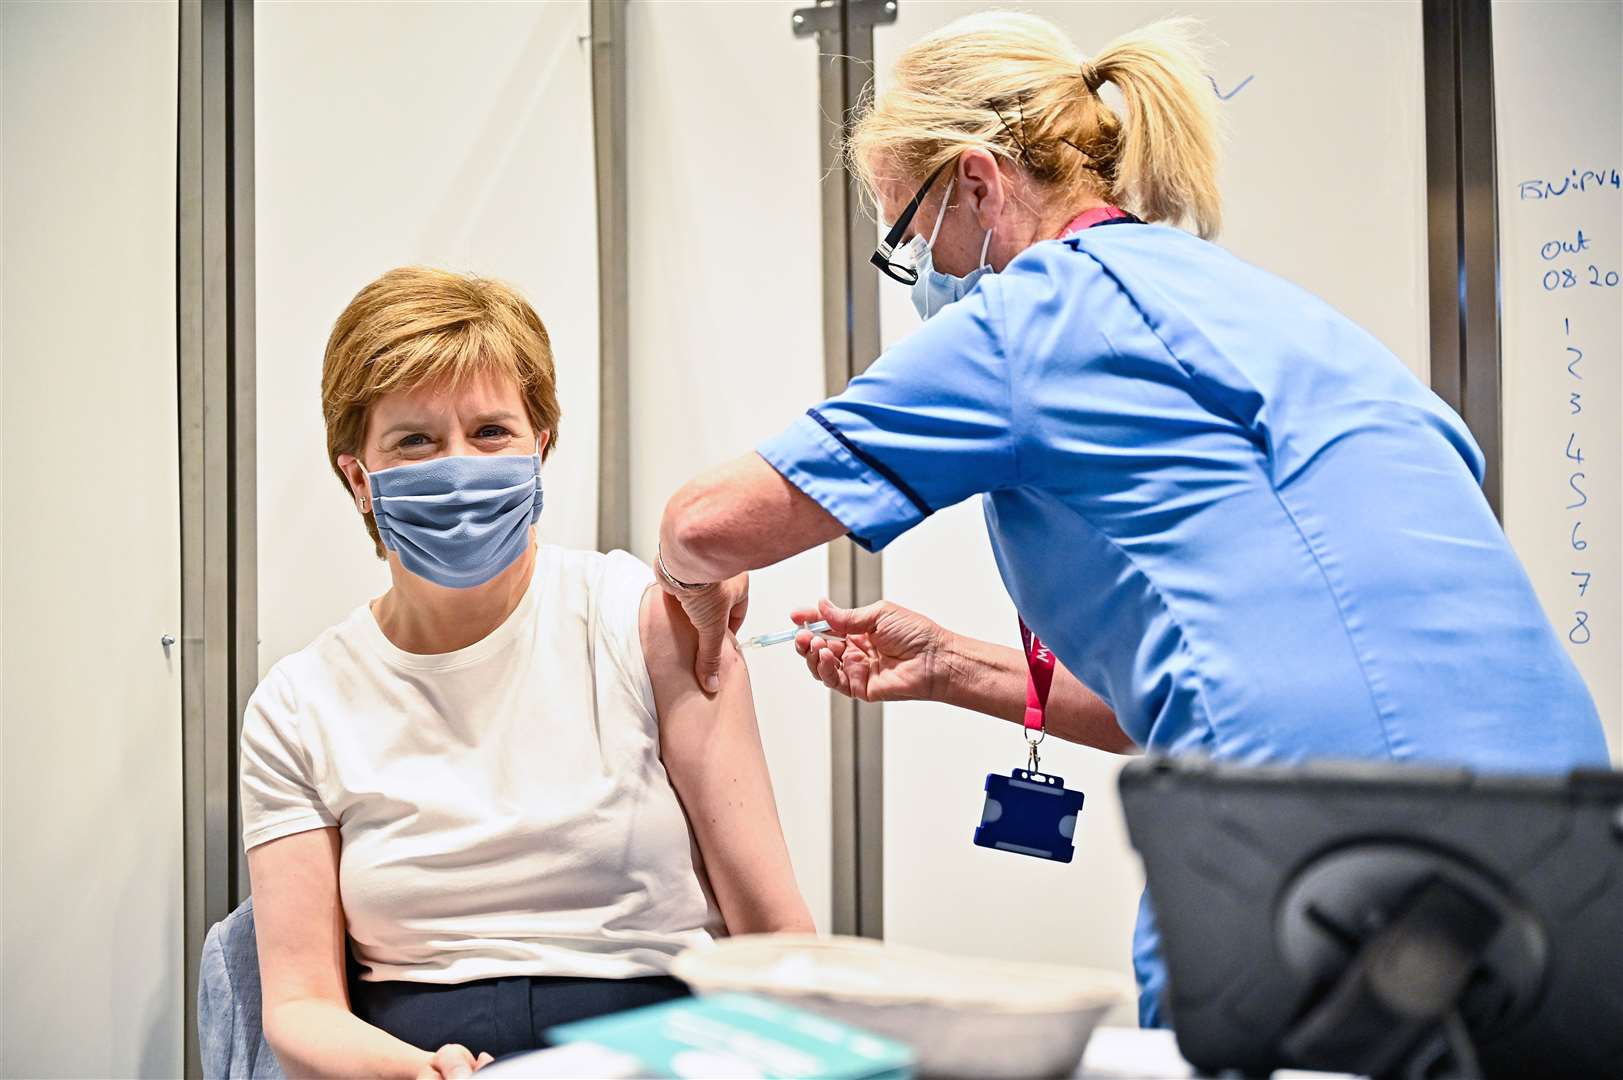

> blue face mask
[361,447,543,589]
[909,178,994,321]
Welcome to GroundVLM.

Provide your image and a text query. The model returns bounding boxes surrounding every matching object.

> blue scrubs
[757,223,1610,1026]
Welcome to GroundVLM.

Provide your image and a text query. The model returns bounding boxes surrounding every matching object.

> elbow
[662,480,736,575]
[732,891,816,937]
[260,1005,297,1069]
[260,998,341,1079]
[658,477,704,542]
[772,909,817,935]
[726,906,816,939]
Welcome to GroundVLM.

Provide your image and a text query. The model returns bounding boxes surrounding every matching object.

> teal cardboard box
[545,992,914,1079]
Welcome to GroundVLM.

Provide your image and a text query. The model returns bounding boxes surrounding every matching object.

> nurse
[653,11,1609,1025]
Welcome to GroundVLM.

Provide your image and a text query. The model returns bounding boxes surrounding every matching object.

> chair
[197,897,285,1079]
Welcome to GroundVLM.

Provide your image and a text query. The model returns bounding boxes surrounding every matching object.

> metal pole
[592,0,631,554]
[229,0,258,910]
[1454,1,1502,517]
[794,0,897,940]
[179,0,254,1070]
[177,6,207,1070]
[1423,0,1502,516]
[1422,0,1463,411]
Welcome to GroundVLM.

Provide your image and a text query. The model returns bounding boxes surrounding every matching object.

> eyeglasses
[870,161,950,285]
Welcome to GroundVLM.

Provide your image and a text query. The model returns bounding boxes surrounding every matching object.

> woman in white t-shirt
[241,267,813,1080]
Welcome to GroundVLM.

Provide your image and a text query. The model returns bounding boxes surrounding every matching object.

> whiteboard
[873,0,1430,1016]
[1494,0,1623,762]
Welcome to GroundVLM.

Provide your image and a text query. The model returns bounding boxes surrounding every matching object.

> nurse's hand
[791,598,950,704]
[663,573,751,693]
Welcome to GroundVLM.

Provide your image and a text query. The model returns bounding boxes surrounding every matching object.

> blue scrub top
[758,222,1609,1025]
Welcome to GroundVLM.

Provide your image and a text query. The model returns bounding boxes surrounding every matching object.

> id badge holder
[974,756,1086,863]
[973,620,1085,862]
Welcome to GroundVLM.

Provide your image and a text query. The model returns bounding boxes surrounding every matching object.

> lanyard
[1059,205,1131,237]
[1006,207,1123,773]
[976,621,1086,863]
[1019,618,1055,771]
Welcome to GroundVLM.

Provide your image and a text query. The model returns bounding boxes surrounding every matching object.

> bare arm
[250,830,488,1079]
[793,599,1135,755]
[640,587,815,935]
[658,452,846,587]
[938,635,1134,754]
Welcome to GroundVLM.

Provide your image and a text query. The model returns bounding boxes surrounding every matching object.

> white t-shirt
[239,545,721,984]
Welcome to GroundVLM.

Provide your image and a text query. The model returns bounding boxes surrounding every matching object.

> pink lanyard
[1013,206,1126,768]
[1020,619,1056,736]
[1060,205,1131,237]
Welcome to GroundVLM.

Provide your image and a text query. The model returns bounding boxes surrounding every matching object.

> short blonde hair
[847,12,1222,239]
[321,266,561,558]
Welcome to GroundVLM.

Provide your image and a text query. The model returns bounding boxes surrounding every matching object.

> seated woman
[242,267,813,1079]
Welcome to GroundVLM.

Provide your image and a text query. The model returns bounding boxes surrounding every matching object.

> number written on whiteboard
[1568,473,1587,510]
[1557,317,1595,649]
[1541,265,1618,290]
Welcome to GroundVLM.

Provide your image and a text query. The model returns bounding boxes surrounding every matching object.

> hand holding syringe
[741,619,846,649]
[775,601,966,709]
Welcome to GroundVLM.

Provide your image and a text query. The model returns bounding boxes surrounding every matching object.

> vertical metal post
[591,0,630,554]
[794,0,897,940]
[1423,0,1502,516]
[229,0,257,909]
[179,1,255,1071]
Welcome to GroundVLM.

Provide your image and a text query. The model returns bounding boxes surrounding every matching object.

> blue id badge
[974,767,1085,863]
[978,619,1084,861]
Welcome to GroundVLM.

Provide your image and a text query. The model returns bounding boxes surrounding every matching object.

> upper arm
[755,281,1015,552]
[248,827,349,1015]
[639,587,814,935]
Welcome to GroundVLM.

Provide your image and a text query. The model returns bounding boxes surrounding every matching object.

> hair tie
[1080,60,1105,93]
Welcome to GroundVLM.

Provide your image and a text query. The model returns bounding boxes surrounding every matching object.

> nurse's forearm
[660,453,847,584]
[938,635,1135,754]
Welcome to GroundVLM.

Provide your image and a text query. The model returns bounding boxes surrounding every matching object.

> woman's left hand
[416,1045,493,1079]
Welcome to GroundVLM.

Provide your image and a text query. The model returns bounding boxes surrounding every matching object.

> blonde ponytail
[1091,18,1222,238]
[847,12,1223,239]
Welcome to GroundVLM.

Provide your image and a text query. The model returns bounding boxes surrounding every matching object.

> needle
[741,620,847,649]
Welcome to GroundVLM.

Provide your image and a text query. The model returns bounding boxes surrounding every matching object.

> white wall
[1494,0,1623,762]
[873,1,1430,1020]
[255,0,601,677]
[1,2,183,1075]
[625,0,833,929]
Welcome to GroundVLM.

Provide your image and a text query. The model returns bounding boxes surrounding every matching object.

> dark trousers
[350,973,690,1058]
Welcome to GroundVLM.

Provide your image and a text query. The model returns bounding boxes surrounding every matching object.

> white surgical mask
[909,178,993,321]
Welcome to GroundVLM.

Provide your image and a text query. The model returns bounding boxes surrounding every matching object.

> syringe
[741,620,846,649]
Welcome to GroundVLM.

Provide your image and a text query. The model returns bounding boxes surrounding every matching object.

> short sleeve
[756,279,1017,552]
[591,550,659,716]
[239,667,337,849]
